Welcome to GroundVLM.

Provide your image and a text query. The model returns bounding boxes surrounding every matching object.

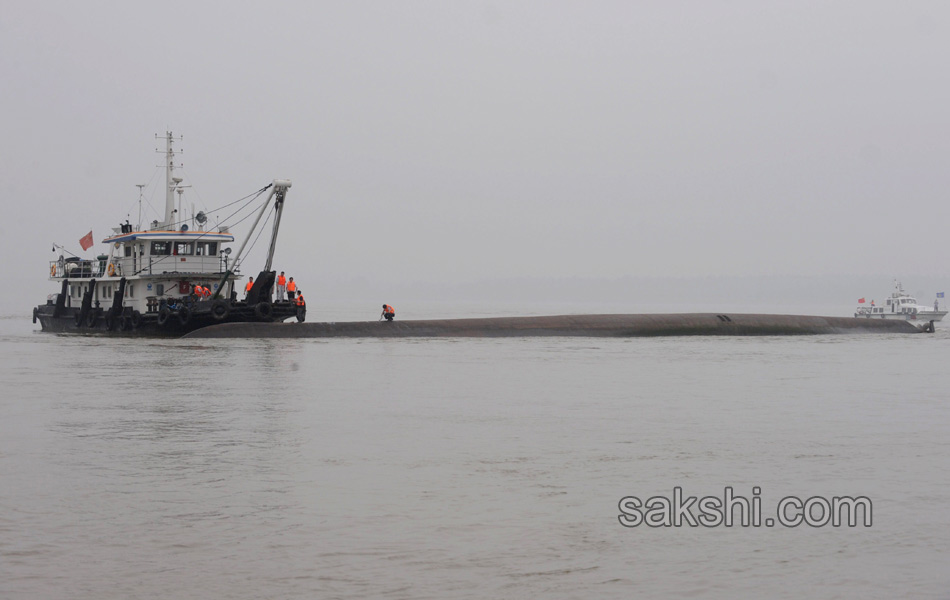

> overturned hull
[183,313,925,339]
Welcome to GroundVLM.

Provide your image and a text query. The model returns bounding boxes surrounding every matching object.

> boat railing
[50,255,238,279]
[138,254,237,276]
[50,259,103,279]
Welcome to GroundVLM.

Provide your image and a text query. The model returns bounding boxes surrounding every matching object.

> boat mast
[157,131,181,229]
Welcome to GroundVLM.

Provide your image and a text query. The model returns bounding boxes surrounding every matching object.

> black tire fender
[157,306,171,326]
[254,301,273,321]
[130,310,143,329]
[211,299,230,321]
[177,306,192,326]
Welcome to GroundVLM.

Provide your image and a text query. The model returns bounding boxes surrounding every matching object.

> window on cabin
[124,245,132,257]
[128,284,133,298]
[195,242,218,256]
[151,241,171,255]
[175,242,193,255]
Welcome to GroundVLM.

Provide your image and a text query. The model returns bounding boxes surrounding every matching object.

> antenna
[135,183,145,230]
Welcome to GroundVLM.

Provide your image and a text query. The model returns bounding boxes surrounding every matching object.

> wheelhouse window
[195,242,218,256]
[175,242,194,255]
[151,241,171,255]
[124,244,132,257]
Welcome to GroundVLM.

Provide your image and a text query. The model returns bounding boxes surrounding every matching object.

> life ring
[254,301,273,321]
[50,264,57,277]
[177,306,192,326]
[157,306,171,326]
[211,299,230,321]
[107,263,116,277]
[130,310,142,329]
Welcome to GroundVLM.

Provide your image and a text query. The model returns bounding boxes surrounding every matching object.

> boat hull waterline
[183,313,925,339]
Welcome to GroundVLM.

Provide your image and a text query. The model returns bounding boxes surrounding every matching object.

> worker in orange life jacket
[245,277,254,297]
[286,277,296,300]
[295,291,305,307]
[380,304,395,322]
[276,271,287,302]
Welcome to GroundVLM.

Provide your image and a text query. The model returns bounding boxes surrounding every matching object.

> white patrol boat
[854,281,946,327]
[34,132,304,335]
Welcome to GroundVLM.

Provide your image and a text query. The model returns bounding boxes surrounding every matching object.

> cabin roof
[102,230,235,244]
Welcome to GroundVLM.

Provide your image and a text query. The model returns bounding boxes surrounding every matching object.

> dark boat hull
[34,301,303,337]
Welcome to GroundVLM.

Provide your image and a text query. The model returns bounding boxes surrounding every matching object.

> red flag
[79,231,94,251]
[857,298,865,304]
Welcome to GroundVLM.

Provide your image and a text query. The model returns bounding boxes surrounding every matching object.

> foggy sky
[3,1,949,313]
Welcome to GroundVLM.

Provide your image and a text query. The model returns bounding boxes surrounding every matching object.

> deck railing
[50,255,237,279]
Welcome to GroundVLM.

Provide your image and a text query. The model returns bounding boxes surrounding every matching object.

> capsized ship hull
[183,312,926,339]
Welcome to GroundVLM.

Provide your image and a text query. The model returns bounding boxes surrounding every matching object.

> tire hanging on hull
[211,299,230,321]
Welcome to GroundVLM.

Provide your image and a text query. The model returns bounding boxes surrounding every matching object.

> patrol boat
[854,281,946,323]
[33,132,304,335]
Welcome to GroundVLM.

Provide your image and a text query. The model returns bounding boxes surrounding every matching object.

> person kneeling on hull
[380,304,395,322]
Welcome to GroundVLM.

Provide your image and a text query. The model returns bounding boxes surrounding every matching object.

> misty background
[2,1,948,317]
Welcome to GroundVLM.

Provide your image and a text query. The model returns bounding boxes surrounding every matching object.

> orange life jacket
[277,275,286,286]
[296,294,305,306]
[383,304,394,314]
[245,281,253,292]
[287,280,296,292]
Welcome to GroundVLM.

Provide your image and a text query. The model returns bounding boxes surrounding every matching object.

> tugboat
[33,132,304,336]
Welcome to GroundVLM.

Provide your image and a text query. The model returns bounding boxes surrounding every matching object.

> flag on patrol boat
[938,292,945,298]
[858,298,865,303]
[79,231,94,251]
